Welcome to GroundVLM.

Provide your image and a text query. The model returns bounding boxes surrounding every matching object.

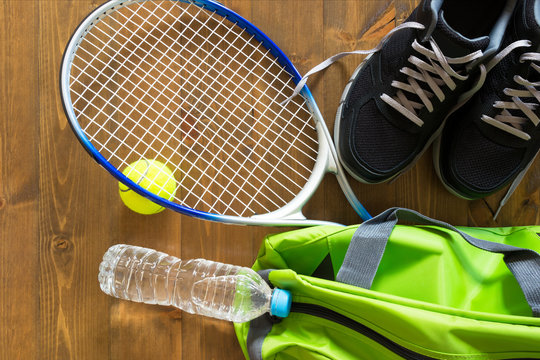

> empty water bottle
[98,244,291,322]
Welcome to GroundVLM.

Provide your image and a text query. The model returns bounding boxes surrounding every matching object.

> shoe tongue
[430,11,489,58]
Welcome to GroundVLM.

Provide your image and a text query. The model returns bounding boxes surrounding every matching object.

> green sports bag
[234,208,540,359]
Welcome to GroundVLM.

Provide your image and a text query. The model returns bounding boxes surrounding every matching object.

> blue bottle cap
[270,288,292,318]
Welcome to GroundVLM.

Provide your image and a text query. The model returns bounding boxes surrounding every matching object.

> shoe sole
[335,56,485,185]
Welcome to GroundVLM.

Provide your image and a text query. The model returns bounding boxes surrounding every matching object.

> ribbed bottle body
[98,245,272,322]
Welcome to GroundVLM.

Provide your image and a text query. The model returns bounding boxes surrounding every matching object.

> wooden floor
[1,0,538,359]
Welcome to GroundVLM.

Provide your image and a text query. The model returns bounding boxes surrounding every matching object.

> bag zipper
[290,303,533,360]
[290,302,437,360]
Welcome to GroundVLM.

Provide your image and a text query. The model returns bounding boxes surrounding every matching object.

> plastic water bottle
[98,244,291,322]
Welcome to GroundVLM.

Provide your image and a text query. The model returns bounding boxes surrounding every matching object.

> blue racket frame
[60,0,371,226]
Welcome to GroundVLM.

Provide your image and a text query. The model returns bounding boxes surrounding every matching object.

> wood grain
[38,1,113,358]
[0,0,538,359]
[322,0,395,224]
[0,1,39,359]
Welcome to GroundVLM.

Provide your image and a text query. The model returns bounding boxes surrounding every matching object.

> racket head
[60,0,347,226]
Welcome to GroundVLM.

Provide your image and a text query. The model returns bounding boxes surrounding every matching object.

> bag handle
[336,207,540,316]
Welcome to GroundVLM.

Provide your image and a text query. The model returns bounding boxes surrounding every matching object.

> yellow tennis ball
[119,159,177,215]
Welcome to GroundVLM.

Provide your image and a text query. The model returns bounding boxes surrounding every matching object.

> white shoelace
[281,21,426,104]
[283,21,487,125]
[474,39,538,219]
[481,40,538,140]
[381,39,485,126]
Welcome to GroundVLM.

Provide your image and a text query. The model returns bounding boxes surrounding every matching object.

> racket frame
[60,0,369,226]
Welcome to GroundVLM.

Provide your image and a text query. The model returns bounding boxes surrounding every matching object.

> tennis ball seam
[119,159,177,215]
[119,159,150,193]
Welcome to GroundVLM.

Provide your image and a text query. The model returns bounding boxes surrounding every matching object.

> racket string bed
[75,5,313,141]
[67,0,321,217]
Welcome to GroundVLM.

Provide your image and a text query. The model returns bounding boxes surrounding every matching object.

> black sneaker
[335,0,517,183]
[435,0,540,214]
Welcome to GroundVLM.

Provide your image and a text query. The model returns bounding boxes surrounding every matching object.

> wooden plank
[322,0,395,223]
[478,160,540,226]
[38,0,112,358]
[0,1,538,359]
[0,1,40,359]
[395,0,419,25]
[110,211,184,360]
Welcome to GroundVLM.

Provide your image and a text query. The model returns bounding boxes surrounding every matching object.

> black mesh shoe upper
[436,0,540,199]
[335,0,514,183]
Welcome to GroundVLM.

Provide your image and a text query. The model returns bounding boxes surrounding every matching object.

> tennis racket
[60,0,371,226]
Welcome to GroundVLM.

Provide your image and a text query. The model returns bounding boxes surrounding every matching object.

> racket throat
[251,210,307,222]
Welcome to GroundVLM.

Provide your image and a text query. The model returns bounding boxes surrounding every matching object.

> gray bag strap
[247,315,273,360]
[246,270,276,360]
[336,207,540,317]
